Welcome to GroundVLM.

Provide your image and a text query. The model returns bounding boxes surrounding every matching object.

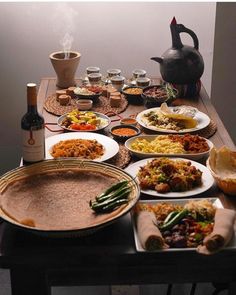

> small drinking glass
[86,66,100,75]
[110,75,125,91]
[88,73,102,85]
[132,69,146,79]
[136,77,151,87]
[107,69,121,78]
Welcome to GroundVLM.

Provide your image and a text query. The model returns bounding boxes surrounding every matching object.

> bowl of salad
[57,110,111,132]
[141,83,178,108]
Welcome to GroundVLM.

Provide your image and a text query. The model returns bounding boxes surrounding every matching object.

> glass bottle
[21,83,45,164]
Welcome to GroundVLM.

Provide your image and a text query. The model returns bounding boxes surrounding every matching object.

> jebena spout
[151,57,163,64]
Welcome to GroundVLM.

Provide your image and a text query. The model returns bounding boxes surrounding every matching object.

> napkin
[136,210,168,251]
[197,208,236,255]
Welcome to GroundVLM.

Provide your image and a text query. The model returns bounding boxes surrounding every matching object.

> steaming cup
[88,73,102,85]
[132,69,146,79]
[49,51,81,88]
[136,77,151,87]
[107,69,121,78]
[86,66,100,75]
[111,75,125,91]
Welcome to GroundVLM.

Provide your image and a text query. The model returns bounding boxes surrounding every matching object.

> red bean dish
[144,86,168,99]
[168,134,209,153]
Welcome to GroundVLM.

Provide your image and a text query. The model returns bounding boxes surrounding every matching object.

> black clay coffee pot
[151,17,204,84]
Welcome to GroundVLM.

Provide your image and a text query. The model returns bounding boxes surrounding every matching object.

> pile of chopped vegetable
[60,110,107,131]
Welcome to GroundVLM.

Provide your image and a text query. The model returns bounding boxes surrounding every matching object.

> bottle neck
[26,83,38,114]
[27,104,38,114]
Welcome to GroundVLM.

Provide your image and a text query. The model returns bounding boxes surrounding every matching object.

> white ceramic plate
[57,111,111,132]
[132,198,226,252]
[136,106,210,133]
[45,132,119,161]
[125,157,215,198]
[125,135,214,160]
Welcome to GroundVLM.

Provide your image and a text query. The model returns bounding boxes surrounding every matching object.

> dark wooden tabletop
[0,78,236,295]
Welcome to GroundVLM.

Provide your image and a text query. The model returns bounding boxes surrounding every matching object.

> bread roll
[56,89,67,101]
[136,210,168,251]
[66,87,76,98]
[110,95,121,107]
[107,85,118,98]
[112,91,121,97]
[58,94,71,106]
[197,208,236,255]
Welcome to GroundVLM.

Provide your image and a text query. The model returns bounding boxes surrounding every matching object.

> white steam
[61,33,74,59]
[51,3,78,59]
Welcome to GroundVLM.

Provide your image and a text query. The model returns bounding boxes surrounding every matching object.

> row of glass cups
[85,67,151,91]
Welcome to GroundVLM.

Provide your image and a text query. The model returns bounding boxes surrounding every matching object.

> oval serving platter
[125,134,214,160]
[45,132,119,162]
[57,111,111,132]
[125,157,215,198]
[136,106,210,133]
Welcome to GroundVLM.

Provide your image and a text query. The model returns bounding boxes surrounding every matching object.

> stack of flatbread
[207,146,236,195]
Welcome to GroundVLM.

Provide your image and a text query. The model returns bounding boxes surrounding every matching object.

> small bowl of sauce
[120,117,137,126]
[110,125,141,142]
[77,99,93,110]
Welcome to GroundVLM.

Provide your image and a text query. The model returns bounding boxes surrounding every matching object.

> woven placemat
[195,120,217,139]
[106,144,131,169]
[44,94,78,116]
[92,95,128,115]
[44,94,128,117]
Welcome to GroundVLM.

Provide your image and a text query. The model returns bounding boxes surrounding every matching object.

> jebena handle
[178,24,199,50]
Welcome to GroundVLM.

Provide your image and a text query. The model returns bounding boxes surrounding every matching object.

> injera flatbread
[0,170,126,231]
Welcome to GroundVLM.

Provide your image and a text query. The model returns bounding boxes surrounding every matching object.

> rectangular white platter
[132,198,236,252]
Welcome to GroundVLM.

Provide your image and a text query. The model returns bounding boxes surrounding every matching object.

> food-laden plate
[74,85,103,101]
[57,110,111,132]
[125,134,214,160]
[125,157,214,198]
[45,132,119,161]
[132,198,234,252]
[0,159,140,237]
[136,105,210,133]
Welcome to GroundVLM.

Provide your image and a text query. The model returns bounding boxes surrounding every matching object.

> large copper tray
[0,159,140,237]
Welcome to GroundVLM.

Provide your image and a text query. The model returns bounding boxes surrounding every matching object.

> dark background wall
[211,2,236,145]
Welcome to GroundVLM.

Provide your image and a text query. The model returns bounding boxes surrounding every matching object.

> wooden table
[0,78,236,295]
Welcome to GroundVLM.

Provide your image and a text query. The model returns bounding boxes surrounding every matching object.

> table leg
[228,282,236,295]
[10,268,51,295]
